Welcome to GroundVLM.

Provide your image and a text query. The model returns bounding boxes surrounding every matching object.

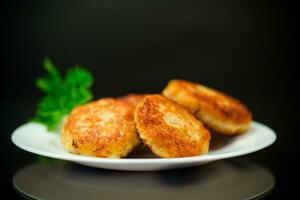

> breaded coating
[61,98,140,158]
[135,94,210,158]
[163,80,252,135]
[117,94,149,152]
[117,94,148,108]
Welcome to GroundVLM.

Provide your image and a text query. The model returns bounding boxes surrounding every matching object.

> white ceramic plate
[11,121,276,171]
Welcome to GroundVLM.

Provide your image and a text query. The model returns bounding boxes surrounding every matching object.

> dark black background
[1,0,298,199]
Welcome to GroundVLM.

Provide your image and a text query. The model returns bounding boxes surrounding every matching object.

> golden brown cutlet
[61,98,140,158]
[163,80,252,135]
[135,94,210,158]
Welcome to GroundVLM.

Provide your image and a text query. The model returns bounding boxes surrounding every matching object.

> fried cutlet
[61,98,140,158]
[135,94,210,158]
[163,80,252,135]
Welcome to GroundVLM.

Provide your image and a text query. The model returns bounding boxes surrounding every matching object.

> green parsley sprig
[32,58,93,131]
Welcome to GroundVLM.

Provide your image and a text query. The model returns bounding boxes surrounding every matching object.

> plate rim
[11,121,276,164]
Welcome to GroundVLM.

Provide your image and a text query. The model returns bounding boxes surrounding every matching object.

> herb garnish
[32,58,93,131]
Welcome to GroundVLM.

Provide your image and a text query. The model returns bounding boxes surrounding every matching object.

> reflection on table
[13,158,275,200]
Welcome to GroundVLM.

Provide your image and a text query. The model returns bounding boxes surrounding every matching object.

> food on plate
[162,80,252,135]
[135,94,211,158]
[117,94,148,108]
[32,58,254,159]
[61,98,140,158]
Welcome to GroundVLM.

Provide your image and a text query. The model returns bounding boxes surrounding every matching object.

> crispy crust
[117,94,150,153]
[162,80,252,135]
[61,98,140,158]
[117,94,148,108]
[135,94,210,158]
